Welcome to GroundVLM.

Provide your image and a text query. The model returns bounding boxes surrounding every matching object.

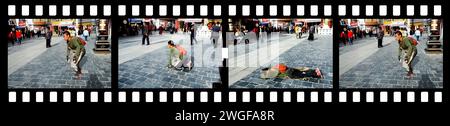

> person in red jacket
[347,29,353,45]
[15,30,22,45]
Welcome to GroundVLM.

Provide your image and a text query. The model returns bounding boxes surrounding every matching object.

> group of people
[140,21,182,46]
[8,26,88,79]
[7,27,52,47]
[8,29,23,46]
[339,26,384,47]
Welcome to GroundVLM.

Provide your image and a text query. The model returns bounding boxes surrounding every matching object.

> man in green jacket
[395,31,417,78]
[64,31,86,76]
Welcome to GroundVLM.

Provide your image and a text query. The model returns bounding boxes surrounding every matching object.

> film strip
[5,3,446,104]
[7,90,444,103]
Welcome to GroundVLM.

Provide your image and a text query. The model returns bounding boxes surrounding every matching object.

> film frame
[3,0,447,105]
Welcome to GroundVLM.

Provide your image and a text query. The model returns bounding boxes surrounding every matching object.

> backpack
[272,64,287,74]
[77,37,87,46]
[407,36,418,46]
[176,45,186,55]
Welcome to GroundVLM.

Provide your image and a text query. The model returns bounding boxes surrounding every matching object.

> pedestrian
[45,27,52,48]
[190,24,197,45]
[340,28,348,46]
[410,29,415,36]
[211,22,221,46]
[159,25,164,35]
[83,28,89,41]
[308,25,314,41]
[267,25,272,41]
[15,30,22,45]
[294,25,301,39]
[78,27,83,36]
[37,30,41,38]
[8,30,15,46]
[34,29,38,38]
[88,28,91,37]
[253,23,260,41]
[347,29,353,45]
[395,31,417,78]
[377,27,384,48]
[142,23,150,45]
[30,30,33,39]
[415,28,421,41]
[63,31,86,78]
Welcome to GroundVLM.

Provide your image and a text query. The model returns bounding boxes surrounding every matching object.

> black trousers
[190,36,196,45]
[378,39,382,47]
[142,35,149,45]
[46,39,51,47]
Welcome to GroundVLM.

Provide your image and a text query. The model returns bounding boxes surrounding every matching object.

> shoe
[406,73,412,79]
[75,73,82,80]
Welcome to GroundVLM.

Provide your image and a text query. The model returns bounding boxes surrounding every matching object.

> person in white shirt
[415,29,421,41]
[83,28,89,41]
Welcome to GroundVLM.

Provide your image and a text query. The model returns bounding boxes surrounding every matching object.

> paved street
[8,35,112,88]
[339,35,443,88]
[229,32,333,88]
[119,32,222,88]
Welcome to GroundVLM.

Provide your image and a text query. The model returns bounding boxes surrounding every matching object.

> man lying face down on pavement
[167,40,193,72]
[260,63,323,81]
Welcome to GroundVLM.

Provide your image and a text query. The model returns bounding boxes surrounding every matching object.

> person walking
[211,22,221,46]
[308,25,315,41]
[415,28,421,41]
[83,28,89,41]
[45,27,52,48]
[377,27,384,48]
[8,30,15,46]
[190,24,197,45]
[15,30,22,45]
[142,23,150,45]
[347,29,353,45]
[340,28,348,46]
